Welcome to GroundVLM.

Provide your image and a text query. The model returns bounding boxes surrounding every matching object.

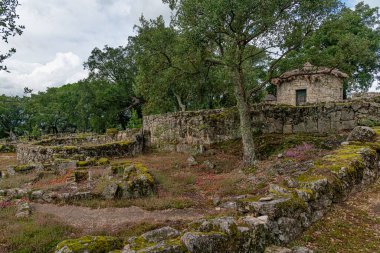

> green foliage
[0,0,24,71]
[131,15,236,114]
[357,118,380,127]
[278,2,380,91]
[0,95,25,138]
[127,109,142,129]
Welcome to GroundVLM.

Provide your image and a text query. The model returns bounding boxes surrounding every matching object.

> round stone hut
[271,63,348,106]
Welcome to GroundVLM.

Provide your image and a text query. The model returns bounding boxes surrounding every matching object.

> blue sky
[0,0,379,95]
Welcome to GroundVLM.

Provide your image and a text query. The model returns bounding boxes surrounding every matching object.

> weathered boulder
[7,166,15,176]
[55,236,123,253]
[119,163,155,199]
[141,226,180,243]
[102,182,119,200]
[124,240,185,253]
[126,228,184,253]
[100,163,156,200]
[181,232,228,253]
[347,126,376,142]
[31,190,44,200]
[187,156,198,166]
[15,201,32,218]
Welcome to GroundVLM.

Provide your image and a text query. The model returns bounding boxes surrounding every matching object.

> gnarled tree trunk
[233,66,256,167]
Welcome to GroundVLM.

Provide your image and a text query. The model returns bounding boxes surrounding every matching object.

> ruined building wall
[276,75,344,106]
[143,98,380,152]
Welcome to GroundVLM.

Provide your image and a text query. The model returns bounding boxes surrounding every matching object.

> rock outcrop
[55,236,123,253]
[346,126,376,142]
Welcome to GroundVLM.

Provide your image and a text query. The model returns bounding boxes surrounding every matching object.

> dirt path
[32,203,212,232]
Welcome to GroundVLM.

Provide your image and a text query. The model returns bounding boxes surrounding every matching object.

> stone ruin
[1,129,156,204]
[271,63,348,106]
[16,129,144,164]
[54,126,380,253]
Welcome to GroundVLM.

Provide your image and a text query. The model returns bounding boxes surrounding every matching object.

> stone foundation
[16,133,143,164]
[143,98,380,152]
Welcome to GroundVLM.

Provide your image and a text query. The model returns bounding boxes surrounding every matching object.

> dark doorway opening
[296,89,307,106]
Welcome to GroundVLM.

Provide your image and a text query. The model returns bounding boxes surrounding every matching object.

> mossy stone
[55,236,123,253]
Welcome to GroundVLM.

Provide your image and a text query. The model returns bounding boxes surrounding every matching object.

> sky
[0,0,171,95]
[0,0,379,96]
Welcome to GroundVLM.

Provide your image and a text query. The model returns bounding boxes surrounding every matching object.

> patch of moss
[238,196,262,203]
[208,108,237,121]
[97,157,110,166]
[106,128,119,136]
[14,164,37,173]
[55,236,123,253]
[63,146,78,151]
[128,236,156,250]
[76,159,96,167]
[357,118,380,127]
[297,173,325,183]
[275,196,308,213]
[373,127,380,136]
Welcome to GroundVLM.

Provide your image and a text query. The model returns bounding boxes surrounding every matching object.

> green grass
[213,133,344,160]
[0,173,35,189]
[290,203,380,253]
[0,206,76,253]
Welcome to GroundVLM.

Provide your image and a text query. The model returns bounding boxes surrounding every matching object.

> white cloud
[0,52,88,95]
[0,0,171,95]
[358,0,380,7]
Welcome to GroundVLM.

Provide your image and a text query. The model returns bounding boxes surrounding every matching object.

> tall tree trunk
[174,93,186,112]
[233,67,256,166]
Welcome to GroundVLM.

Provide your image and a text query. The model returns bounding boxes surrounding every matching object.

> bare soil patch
[32,203,214,233]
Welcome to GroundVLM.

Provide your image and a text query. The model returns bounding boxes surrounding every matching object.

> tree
[0,95,25,139]
[131,16,236,114]
[165,0,343,166]
[84,45,143,128]
[276,2,380,92]
[0,0,24,71]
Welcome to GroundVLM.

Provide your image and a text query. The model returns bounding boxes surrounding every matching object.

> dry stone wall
[143,108,241,153]
[16,133,143,164]
[143,98,380,152]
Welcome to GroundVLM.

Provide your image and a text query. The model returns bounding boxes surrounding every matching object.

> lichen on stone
[55,236,123,253]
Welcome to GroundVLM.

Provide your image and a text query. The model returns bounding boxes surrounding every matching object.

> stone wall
[143,98,380,152]
[143,108,241,153]
[276,75,343,106]
[31,129,140,146]
[352,92,380,100]
[16,133,144,164]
